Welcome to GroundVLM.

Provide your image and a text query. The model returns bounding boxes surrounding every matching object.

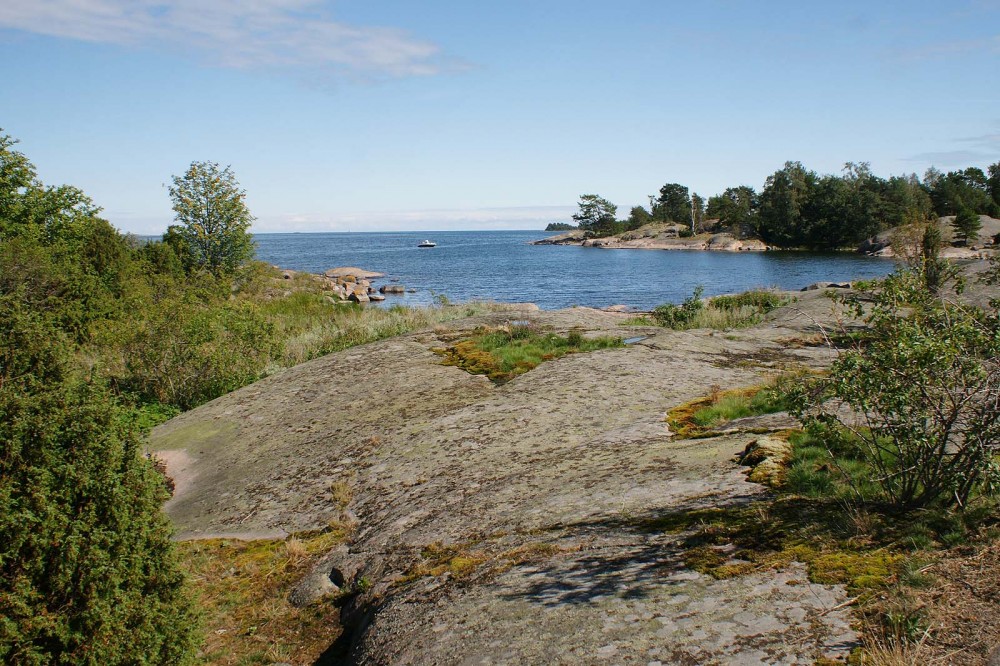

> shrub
[793,270,1000,511]
[0,298,198,664]
[651,286,704,328]
[107,298,280,410]
[651,287,788,330]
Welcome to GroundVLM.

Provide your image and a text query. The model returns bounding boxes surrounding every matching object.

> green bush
[108,299,280,410]
[709,289,785,313]
[0,299,198,664]
[652,287,705,328]
[652,287,788,330]
[793,269,1000,511]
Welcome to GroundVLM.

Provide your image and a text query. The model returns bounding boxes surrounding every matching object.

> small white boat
[417,240,436,248]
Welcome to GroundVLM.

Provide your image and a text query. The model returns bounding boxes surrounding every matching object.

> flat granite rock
[150,290,862,664]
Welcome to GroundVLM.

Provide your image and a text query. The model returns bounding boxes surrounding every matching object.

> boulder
[380,285,406,294]
[288,570,341,607]
[369,293,386,302]
[739,436,792,487]
[348,292,370,304]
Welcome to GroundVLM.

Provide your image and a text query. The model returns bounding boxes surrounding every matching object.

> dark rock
[380,285,405,294]
[801,281,851,291]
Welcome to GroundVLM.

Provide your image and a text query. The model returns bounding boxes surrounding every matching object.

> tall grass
[689,386,791,428]
[651,288,789,330]
[259,292,511,367]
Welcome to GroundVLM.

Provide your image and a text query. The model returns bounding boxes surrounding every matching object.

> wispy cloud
[0,0,448,78]
[903,127,1000,166]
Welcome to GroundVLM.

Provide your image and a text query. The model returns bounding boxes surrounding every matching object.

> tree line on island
[547,161,1000,249]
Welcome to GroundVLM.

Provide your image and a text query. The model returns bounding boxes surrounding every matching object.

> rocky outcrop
[278,267,411,304]
[533,224,768,252]
[325,266,386,280]
[531,230,588,245]
[150,290,870,664]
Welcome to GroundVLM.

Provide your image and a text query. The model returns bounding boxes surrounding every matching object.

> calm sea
[253,230,897,311]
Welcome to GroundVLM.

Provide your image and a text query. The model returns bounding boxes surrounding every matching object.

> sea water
[254,230,897,311]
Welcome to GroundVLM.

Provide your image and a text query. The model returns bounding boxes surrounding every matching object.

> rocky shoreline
[535,216,1000,258]
[275,265,411,304]
[533,226,769,252]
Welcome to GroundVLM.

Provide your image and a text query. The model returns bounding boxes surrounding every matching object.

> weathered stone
[740,436,792,487]
[380,284,406,294]
[288,571,340,607]
[150,290,871,665]
[801,281,851,291]
[369,293,386,302]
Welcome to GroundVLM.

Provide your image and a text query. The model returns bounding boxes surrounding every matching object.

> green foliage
[543,222,576,231]
[652,288,788,330]
[689,385,791,428]
[651,182,691,225]
[572,194,619,237]
[105,299,280,411]
[951,208,982,245]
[706,185,757,238]
[792,269,1000,511]
[168,161,256,275]
[0,298,198,665]
[623,205,652,231]
[928,166,999,218]
[651,286,704,328]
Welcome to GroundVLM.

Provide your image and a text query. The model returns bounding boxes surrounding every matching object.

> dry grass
[177,527,349,665]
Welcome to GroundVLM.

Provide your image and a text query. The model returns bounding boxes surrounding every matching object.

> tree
[691,193,705,233]
[168,162,255,275]
[623,205,652,231]
[651,183,690,224]
[707,186,757,238]
[987,162,1000,210]
[928,167,997,217]
[952,208,982,245]
[572,194,618,236]
[756,161,816,247]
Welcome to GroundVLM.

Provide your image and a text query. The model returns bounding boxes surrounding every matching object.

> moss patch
[643,500,907,598]
[437,324,623,384]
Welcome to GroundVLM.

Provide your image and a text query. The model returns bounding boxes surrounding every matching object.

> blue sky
[2,0,998,233]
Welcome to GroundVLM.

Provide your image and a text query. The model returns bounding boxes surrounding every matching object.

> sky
[1,1,999,234]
